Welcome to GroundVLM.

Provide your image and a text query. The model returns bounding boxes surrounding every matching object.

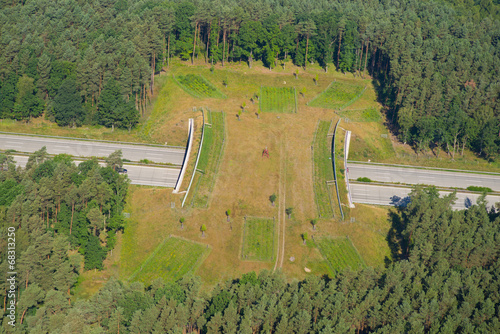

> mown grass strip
[241,217,275,261]
[315,237,365,272]
[338,86,367,110]
[339,107,382,122]
[128,236,210,284]
[308,81,365,110]
[312,120,335,218]
[190,111,225,208]
[260,86,297,113]
[174,74,226,99]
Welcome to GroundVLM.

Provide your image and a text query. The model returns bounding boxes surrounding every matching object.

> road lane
[350,183,500,210]
[347,162,500,191]
[0,133,185,165]
[12,155,180,188]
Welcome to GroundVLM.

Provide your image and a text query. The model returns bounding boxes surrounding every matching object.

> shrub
[466,186,492,193]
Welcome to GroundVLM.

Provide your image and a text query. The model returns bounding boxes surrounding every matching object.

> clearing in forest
[128,236,210,284]
[189,110,226,208]
[174,74,226,99]
[312,120,335,218]
[315,236,366,272]
[260,86,297,113]
[308,81,366,110]
[241,217,276,262]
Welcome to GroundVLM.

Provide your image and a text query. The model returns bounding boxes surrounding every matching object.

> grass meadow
[315,236,366,272]
[260,86,297,113]
[128,236,210,284]
[174,74,226,99]
[308,81,365,110]
[241,217,276,262]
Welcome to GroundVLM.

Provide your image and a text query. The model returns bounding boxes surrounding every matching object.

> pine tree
[37,53,51,100]
[97,78,124,131]
[53,78,85,127]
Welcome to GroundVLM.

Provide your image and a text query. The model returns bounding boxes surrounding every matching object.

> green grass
[241,217,275,261]
[308,81,365,110]
[174,74,226,99]
[191,111,225,207]
[312,121,335,218]
[339,107,382,122]
[259,86,297,113]
[129,236,210,284]
[316,237,366,272]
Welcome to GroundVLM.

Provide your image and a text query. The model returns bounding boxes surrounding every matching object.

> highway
[350,183,500,210]
[347,162,500,191]
[0,133,185,165]
[13,155,181,188]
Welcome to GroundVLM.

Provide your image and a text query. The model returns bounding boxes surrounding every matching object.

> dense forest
[0,149,129,330]
[0,0,499,157]
[1,188,499,332]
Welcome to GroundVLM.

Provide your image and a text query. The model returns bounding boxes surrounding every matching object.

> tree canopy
[0,0,498,157]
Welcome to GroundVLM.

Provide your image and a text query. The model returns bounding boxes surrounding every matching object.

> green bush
[356,177,372,182]
[466,186,493,193]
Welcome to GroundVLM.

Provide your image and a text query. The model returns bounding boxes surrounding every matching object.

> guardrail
[332,119,344,221]
[0,130,185,149]
[344,131,354,208]
[347,160,500,176]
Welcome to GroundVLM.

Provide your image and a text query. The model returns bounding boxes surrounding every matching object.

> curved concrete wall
[173,118,194,193]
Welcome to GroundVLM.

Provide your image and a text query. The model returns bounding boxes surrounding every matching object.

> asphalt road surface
[350,183,500,210]
[0,133,185,165]
[13,155,181,188]
[347,162,500,191]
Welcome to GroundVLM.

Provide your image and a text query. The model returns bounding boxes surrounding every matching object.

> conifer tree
[53,78,85,127]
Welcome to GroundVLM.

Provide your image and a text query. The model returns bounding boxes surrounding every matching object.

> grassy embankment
[312,120,336,219]
[187,110,226,208]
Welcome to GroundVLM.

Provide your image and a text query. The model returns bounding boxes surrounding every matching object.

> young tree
[121,101,140,133]
[84,235,107,270]
[201,224,207,237]
[311,219,317,230]
[270,194,277,206]
[226,209,231,222]
[180,217,185,229]
[302,232,308,245]
[285,207,293,218]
